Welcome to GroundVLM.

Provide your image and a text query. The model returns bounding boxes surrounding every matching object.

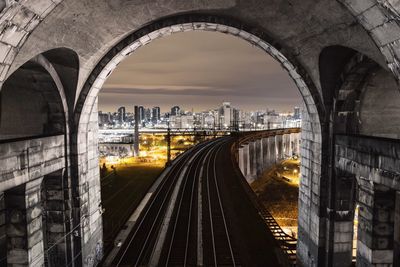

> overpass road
[110,137,287,267]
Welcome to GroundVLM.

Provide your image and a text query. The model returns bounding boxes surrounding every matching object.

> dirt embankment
[250,159,300,228]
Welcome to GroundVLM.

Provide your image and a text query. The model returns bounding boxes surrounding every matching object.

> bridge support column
[288,133,293,157]
[238,146,245,174]
[268,136,276,167]
[5,179,45,266]
[248,141,257,182]
[42,169,70,265]
[283,134,290,158]
[262,137,269,171]
[275,135,283,161]
[356,184,395,266]
[242,143,251,181]
[326,170,356,267]
[255,139,263,177]
[292,132,300,156]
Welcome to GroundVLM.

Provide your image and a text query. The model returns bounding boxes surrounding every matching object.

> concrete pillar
[282,134,289,158]
[326,170,356,267]
[5,178,45,267]
[255,139,263,177]
[262,137,269,170]
[288,133,294,157]
[356,184,395,266]
[25,179,45,267]
[0,191,6,266]
[238,146,245,175]
[242,143,250,181]
[248,141,257,182]
[275,135,283,161]
[5,184,28,266]
[42,169,70,265]
[268,136,276,167]
[292,132,300,156]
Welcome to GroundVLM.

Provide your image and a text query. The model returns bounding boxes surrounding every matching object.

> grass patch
[100,163,164,254]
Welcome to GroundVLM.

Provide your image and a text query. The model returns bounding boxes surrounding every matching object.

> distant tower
[117,106,126,124]
[134,106,140,156]
[144,108,151,122]
[138,106,145,125]
[152,106,161,124]
[221,102,232,129]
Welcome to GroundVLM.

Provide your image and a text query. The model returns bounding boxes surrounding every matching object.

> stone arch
[72,14,324,266]
[0,54,67,140]
[320,45,400,138]
[358,68,400,138]
[0,47,79,141]
[320,44,400,266]
[338,0,400,82]
[0,47,78,266]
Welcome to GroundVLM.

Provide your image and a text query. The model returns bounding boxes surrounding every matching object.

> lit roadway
[110,137,285,267]
[99,128,232,134]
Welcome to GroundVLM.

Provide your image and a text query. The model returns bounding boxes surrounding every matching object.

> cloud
[99,30,301,112]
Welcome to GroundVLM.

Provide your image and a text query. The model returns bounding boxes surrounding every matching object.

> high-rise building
[138,105,145,124]
[220,102,232,129]
[232,108,240,130]
[117,106,126,124]
[145,108,151,123]
[171,106,180,116]
[152,106,161,124]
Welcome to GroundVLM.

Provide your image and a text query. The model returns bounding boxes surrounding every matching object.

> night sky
[99,31,302,113]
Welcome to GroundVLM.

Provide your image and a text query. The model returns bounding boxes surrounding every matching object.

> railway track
[111,136,285,267]
[113,138,224,266]
[158,138,240,267]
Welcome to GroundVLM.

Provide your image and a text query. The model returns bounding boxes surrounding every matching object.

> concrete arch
[338,0,400,82]
[0,54,67,140]
[72,14,325,266]
[0,1,395,95]
[0,1,399,266]
[319,45,400,138]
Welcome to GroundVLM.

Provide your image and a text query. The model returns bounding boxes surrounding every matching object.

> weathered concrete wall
[0,61,66,140]
[0,135,65,192]
[75,97,103,266]
[297,106,324,267]
[42,169,71,266]
[335,135,400,266]
[4,178,45,266]
[359,68,400,139]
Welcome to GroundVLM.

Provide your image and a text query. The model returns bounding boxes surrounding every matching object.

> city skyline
[98,102,301,131]
[99,31,302,113]
[98,102,300,115]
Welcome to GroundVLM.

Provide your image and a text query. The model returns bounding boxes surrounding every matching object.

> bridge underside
[0,1,400,266]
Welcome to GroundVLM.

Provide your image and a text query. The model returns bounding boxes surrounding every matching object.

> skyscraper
[145,108,151,123]
[117,106,126,124]
[138,105,145,123]
[152,106,161,124]
[220,102,232,129]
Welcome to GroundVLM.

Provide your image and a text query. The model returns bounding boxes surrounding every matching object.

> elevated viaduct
[0,1,400,266]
